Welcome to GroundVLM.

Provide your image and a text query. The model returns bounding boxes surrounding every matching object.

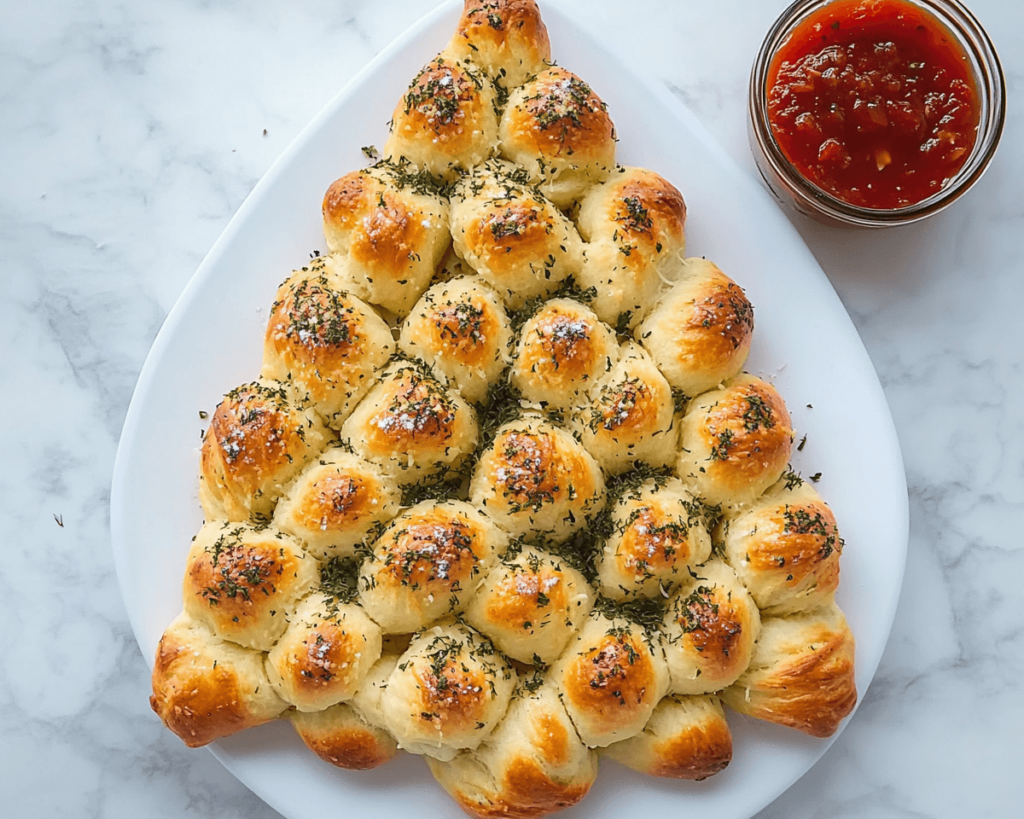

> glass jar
[748,0,1005,228]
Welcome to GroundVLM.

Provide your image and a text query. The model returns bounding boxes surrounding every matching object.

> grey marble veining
[2,0,1022,817]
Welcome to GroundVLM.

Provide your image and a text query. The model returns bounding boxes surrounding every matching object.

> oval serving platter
[111,1,909,817]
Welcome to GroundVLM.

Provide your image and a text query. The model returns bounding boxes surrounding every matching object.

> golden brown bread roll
[265,594,382,712]
[322,163,450,316]
[199,379,331,522]
[449,160,584,309]
[469,413,606,542]
[601,695,732,780]
[150,613,287,748]
[444,0,552,88]
[290,702,400,770]
[509,298,618,411]
[576,167,687,328]
[572,341,676,474]
[428,675,598,818]
[721,602,857,738]
[399,275,512,404]
[595,477,712,601]
[182,521,319,651]
[464,544,594,664]
[499,67,616,208]
[358,500,506,633]
[381,621,517,760]
[676,373,794,510]
[385,56,499,180]
[551,614,669,748]
[271,448,401,561]
[719,476,843,615]
[635,258,754,398]
[339,361,479,486]
[661,559,761,696]
[261,263,396,427]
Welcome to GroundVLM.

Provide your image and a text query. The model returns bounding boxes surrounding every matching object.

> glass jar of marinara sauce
[749,0,1004,227]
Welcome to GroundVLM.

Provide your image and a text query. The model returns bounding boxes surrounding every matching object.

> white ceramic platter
[111,1,909,817]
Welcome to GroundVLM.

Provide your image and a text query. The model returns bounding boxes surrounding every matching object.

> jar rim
[749,0,1006,227]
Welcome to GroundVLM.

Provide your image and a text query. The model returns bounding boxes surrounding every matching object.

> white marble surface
[2,0,1022,817]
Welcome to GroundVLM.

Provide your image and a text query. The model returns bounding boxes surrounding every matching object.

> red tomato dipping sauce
[766,0,980,209]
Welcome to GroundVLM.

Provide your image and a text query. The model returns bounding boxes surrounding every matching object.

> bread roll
[595,477,712,601]
[322,163,450,316]
[339,362,479,486]
[199,379,331,522]
[601,695,732,780]
[428,675,598,818]
[272,448,401,561]
[576,167,687,328]
[150,613,286,748]
[676,373,793,510]
[552,614,669,748]
[573,341,675,474]
[499,67,616,208]
[182,521,319,651]
[385,56,499,180]
[721,602,857,738]
[444,0,552,88]
[381,621,517,760]
[349,651,401,728]
[469,413,605,542]
[261,263,396,427]
[636,258,754,398]
[399,275,512,404]
[359,500,506,633]
[464,544,594,664]
[265,594,382,712]
[290,703,400,770]
[719,476,843,615]
[661,559,760,696]
[450,160,584,308]
[508,298,618,411]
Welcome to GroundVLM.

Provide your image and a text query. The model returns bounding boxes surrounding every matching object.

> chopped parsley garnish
[742,394,775,432]
[783,506,843,559]
[709,429,734,461]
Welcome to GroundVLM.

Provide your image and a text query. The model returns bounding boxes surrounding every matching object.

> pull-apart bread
[151,1,857,815]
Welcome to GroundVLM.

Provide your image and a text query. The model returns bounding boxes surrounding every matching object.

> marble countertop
[2,0,1021,816]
